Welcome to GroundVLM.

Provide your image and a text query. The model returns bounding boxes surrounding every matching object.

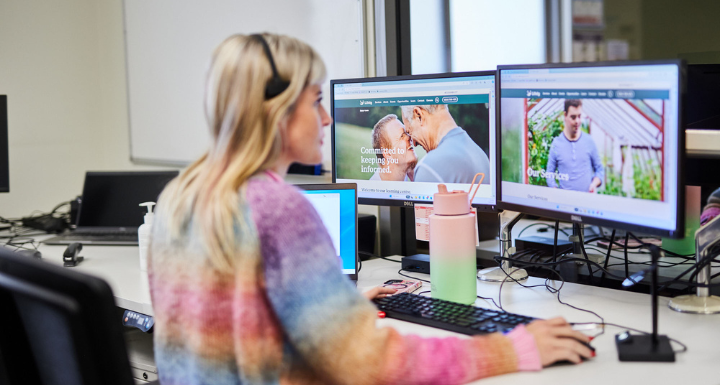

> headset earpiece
[251,34,290,100]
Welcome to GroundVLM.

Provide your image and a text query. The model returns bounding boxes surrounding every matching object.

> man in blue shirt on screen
[401,104,490,184]
[545,99,604,192]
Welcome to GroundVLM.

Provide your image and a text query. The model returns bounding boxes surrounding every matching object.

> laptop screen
[298,184,358,280]
[77,171,179,228]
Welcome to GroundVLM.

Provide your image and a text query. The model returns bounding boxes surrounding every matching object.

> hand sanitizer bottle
[138,202,155,272]
[429,173,484,304]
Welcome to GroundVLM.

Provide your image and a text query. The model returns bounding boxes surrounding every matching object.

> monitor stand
[668,215,720,314]
[567,223,605,264]
[477,212,528,282]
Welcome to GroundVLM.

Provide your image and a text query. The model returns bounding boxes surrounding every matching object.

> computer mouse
[550,338,595,366]
[18,249,42,259]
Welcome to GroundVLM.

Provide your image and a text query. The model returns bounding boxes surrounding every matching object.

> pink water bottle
[429,173,484,304]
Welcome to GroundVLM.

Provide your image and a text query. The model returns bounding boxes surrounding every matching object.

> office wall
[0,1,374,234]
[0,1,176,219]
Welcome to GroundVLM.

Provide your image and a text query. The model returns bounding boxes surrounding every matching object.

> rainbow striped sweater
[148,172,541,385]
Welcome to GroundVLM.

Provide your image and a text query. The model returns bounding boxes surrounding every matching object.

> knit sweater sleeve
[247,178,540,385]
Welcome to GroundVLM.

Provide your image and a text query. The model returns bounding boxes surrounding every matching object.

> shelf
[686,129,720,158]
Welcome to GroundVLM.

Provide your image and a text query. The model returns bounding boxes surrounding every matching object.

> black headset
[251,34,290,100]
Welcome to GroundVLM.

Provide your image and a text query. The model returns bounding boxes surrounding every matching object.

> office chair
[0,247,159,385]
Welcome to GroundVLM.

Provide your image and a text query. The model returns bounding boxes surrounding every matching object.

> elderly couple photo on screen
[369,104,490,184]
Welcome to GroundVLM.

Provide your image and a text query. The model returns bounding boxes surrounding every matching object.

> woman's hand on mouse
[525,317,594,366]
[362,287,397,300]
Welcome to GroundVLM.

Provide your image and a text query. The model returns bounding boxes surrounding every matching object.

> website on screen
[500,65,680,230]
[333,76,497,205]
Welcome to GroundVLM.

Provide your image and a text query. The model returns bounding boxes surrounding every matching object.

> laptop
[42,171,179,246]
[297,183,358,281]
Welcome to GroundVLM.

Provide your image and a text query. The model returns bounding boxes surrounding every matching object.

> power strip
[21,214,66,233]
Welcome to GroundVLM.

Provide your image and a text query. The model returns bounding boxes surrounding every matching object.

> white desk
[38,243,154,315]
[33,243,720,384]
[362,258,720,385]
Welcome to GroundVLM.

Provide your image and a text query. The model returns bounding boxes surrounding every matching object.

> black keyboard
[80,230,136,237]
[42,232,138,245]
[61,234,138,242]
[373,292,536,335]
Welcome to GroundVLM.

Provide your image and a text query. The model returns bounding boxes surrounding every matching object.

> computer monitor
[331,72,498,210]
[0,95,8,193]
[497,60,685,238]
[298,183,358,280]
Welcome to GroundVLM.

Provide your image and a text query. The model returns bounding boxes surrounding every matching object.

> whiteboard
[123,0,365,166]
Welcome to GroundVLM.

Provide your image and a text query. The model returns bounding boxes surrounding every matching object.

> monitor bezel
[0,95,8,193]
[496,59,686,238]
[296,183,359,281]
[330,71,499,211]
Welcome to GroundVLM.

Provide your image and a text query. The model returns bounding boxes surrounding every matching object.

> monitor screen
[77,171,179,227]
[0,95,8,193]
[331,72,498,210]
[298,184,358,279]
[498,61,684,237]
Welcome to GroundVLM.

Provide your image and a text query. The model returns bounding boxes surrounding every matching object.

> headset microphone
[251,34,290,100]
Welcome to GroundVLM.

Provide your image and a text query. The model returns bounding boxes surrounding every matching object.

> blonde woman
[148,33,593,385]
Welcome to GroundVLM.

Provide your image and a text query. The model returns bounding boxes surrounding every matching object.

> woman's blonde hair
[156,33,326,271]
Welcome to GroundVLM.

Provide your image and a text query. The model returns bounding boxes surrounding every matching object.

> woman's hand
[525,317,594,366]
[362,287,397,300]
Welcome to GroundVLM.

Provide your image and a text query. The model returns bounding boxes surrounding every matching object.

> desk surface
[33,243,720,384]
[362,258,720,385]
[38,243,154,315]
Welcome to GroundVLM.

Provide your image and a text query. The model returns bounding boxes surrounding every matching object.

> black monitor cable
[625,233,720,292]
[552,220,560,263]
[600,228,616,285]
[496,251,605,326]
[587,232,694,259]
[397,268,431,284]
[577,230,596,284]
[359,251,401,263]
[496,256,689,354]
[623,233,630,278]
[498,251,720,289]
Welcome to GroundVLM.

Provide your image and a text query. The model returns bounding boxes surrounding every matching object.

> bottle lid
[433,184,470,215]
[140,202,156,224]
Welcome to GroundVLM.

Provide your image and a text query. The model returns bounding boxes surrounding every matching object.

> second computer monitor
[497,61,684,237]
[331,72,498,210]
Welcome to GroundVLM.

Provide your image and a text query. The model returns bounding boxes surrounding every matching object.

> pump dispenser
[138,202,155,272]
[429,173,484,304]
